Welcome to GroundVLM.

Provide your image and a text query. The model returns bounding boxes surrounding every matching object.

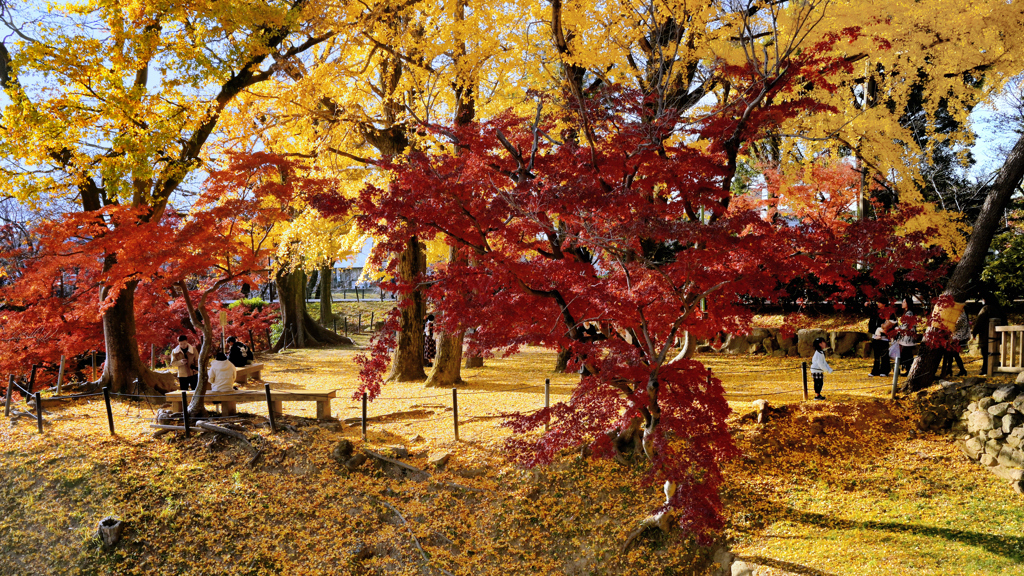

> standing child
[810,337,833,400]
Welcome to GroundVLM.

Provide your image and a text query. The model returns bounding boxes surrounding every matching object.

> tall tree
[0,0,333,392]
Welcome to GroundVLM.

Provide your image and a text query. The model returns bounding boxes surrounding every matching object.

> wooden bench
[166,389,336,420]
[234,363,265,383]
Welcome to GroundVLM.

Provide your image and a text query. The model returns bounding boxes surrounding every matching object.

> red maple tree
[322,64,941,540]
[0,153,318,397]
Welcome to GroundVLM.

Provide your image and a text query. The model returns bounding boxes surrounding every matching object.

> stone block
[1018,372,1024,385]
[968,410,997,434]
[979,397,995,410]
[989,402,1011,417]
[990,465,1024,482]
[997,447,1024,469]
[833,331,866,356]
[797,329,828,358]
[993,385,1018,403]
[981,453,998,467]
[856,341,872,358]
[985,439,1001,457]
[1004,414,1022,434]
[989,429,1005,440]
[963,436,984,460]
[968,402,978,412]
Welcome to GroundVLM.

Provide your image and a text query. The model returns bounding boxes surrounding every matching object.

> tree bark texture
[425,245,465,387]
[275,268,352,350]
[388,236,427,381]
[319,265,334,327]
[426,329,465,387]
[905,133,1024,391]
[554,347,572,373]
[98,281,177,395]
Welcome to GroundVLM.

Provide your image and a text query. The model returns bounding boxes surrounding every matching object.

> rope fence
[3,349,996,440]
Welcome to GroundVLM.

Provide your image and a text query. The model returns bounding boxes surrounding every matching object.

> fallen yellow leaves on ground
[1,343,1020,575]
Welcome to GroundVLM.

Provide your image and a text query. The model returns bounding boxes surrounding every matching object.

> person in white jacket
[208,352,237,393]
[810,337,833,400]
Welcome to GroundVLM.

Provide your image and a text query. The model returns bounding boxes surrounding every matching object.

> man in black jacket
[226,336,254,368]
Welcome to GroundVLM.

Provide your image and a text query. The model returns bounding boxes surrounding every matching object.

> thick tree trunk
[554,347,572,372]
[668,332,698,364]
[274,268,352,350]
[388,236,427,381]
[319,265,334,327]
[426,329,465,387]
[98,281,177,395]
[906,133,1024,391]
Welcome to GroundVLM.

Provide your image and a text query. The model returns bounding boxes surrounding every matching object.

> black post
[333,317,337,333]
[344,317,348,336]
[370,312,375,331]
[181,391,190,439]
[103,387,114,435]
[91,351,96,381]
[891,364,900,399]
[4,375,13,417]
[358,313,362,333]
[452,388,460,442]
[34,392,43,434]
[802,362,809,401]
[361,392,367,442]
[544,378,551,432]
[28,364,38,399]
[264,383,277,433]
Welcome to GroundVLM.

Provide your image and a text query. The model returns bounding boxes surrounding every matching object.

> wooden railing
[995,325,1024,374]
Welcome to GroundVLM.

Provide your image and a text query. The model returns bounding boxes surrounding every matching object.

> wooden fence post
[181,391,190,439]
[891,366,900,399]
[988,318,1001,378]
[150,345,155,370]
[801,362,809,401]
[103,387,114,435]
[544,378,550,432]
[34,392,43,434]
[452,388,459,442]
[28,364,38,400]
[361,392,367,442]
[91,351,97,381]
[4,375,12,417]
[56,356,66,395]
[264,383,276,434]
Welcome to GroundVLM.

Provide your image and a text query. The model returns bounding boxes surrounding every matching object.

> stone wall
[918,378,1024,493]
[696,328,872,359]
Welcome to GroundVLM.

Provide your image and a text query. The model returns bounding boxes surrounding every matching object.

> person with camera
[171,335,199,391]
[226,336,254,368]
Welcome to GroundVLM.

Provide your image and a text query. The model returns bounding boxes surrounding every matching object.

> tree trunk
[306,269,319,300]
[319,264,334,327]
[275,268,353,351]
[554,347,572,372]
[668,332,698,364]
[905,133,1024,391]
[426,329,465,387]
[388,236,427,381]
[97,281,177,395]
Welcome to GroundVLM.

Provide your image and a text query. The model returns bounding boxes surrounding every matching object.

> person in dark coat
[423,314,436,367]
[868,298,893,377]
[226,336,254,368]
[973,293,1006,375]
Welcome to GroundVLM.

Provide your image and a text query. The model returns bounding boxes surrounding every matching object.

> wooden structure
[234,363,264,383]
[166,389,336,420]
[996,325,1024,374]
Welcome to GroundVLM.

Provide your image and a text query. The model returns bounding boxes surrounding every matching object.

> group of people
[866,294,1005,380]
[170,335,254,392]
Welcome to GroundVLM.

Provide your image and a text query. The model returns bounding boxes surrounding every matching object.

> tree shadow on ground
[735,555,840,576]
[779,506,1024,563]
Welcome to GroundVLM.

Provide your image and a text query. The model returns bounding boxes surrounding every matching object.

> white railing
[996,325,1024,374]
